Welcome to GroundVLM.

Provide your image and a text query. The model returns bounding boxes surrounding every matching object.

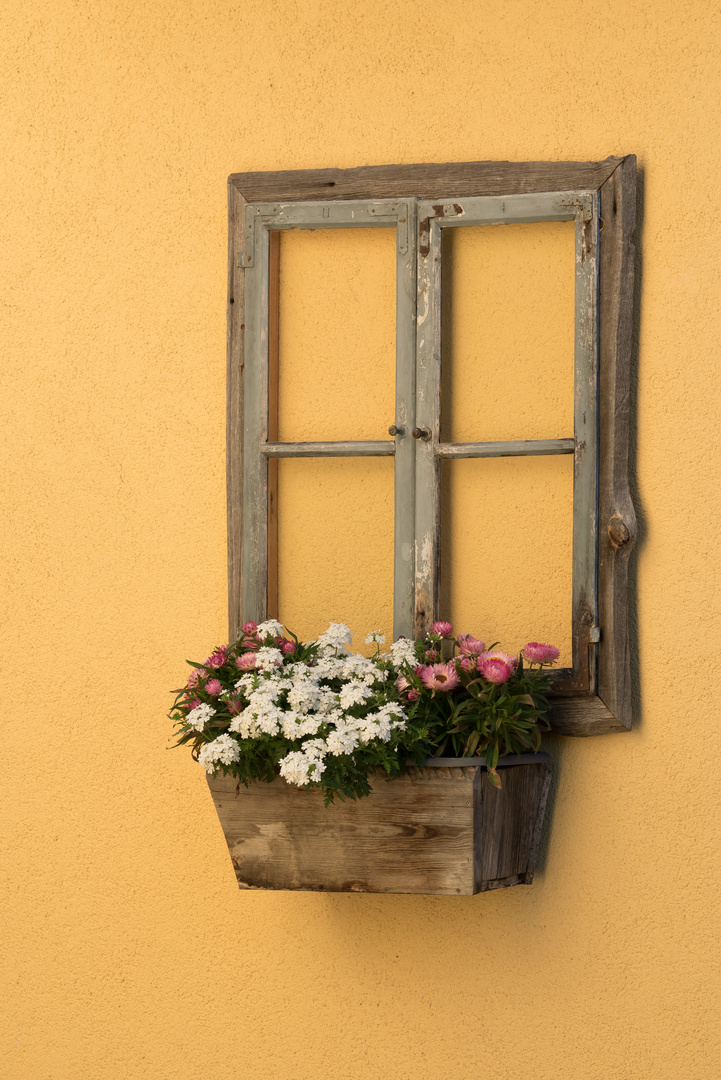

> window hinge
[589,626,601,643]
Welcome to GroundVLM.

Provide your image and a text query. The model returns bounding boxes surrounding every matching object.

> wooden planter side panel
[208,762,551,895]
[209,767,476,894]
[474,763,552,892]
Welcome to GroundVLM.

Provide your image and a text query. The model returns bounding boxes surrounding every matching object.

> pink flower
[414,665,425,676]
[206,679,222,696]
[459,656,475,672]
[523,642,560,664]
[419,662,461,692]
[430,621,453,637]
[424,649,439,662]
[477,651,518,685]
[235,653,258,671]
[242,622,258,634]
[407,690,419,701]
[281,639,296,654]
[457,634,486,657]
[396,676,411,693]
[186,697,201,711]
[205,648,227,669]
[186,669,200,689]
[227,699,243,716]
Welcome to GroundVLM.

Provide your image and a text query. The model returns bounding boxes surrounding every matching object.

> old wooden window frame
[227,157,637,738]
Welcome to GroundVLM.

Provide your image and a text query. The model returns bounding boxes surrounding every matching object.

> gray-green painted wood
[229,157,637,736]
[393,200,418,639]
[416,190,600,690]
[241,198,416,639]
[434,438,574,459]
[260,441,396,457]
[571,193,600,687]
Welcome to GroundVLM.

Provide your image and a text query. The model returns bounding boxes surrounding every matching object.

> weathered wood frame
[227,157,637,737]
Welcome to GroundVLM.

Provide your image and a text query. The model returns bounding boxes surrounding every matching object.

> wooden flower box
[206,753,551,895]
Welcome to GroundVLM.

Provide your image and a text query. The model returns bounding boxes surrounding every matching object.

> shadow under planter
[207,754,551,895]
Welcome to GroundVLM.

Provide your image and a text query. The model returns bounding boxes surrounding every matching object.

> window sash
[241,199,417,637]
[415,191,599,691]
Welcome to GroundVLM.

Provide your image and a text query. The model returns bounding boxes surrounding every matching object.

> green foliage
[170,621,555,802]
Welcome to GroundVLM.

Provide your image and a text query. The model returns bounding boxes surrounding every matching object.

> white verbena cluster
[255,619,284,639]
[316,622,353,655]
[198,733,240,772]
[186,702,216,731]
[255,646,283,668]
[389,637,418,669]
[194,624,409,786]
[365,630,386,645]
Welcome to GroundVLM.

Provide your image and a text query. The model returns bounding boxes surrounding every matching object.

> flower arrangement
[170,619,559,803]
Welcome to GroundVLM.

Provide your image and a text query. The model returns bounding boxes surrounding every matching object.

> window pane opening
[276,457,394,654]
[277,228,396,443]
[439,455,574,667]
[440,221,576,444]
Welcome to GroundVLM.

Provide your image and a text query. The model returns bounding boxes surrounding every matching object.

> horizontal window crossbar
[260,441,396,457]
[434,438,575,459]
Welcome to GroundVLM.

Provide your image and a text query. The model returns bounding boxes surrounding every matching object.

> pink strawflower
[477,651,518,685]
[459,656,475,673]
[424,649,439,662]
[396,676,411,693]
[205,679,222,696]
[280,639,296,654]
[457,634,487,657]
[205,648,227,669]
[430,621,453,637]
[407,690,419,701]
[419,662,461,692]
[227,699,243,715]
[414,665,425,676]
[242,621,258,634]
[235,652,258,671]
[186,669,200,689]
[186,697,201,711]
[523,642,560,664]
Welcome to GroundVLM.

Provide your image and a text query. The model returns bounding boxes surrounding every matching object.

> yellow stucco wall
[2,1,721,1077]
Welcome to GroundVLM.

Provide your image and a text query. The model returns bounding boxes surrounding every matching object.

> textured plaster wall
[2,1,721,1078]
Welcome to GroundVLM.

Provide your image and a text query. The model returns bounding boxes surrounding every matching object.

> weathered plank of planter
[206,754,551,895]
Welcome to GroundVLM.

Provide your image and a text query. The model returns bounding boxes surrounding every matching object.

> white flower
[279,712,323,739]
[316,622,353,655]
[279,740,327,787]
[389,637,417,669]
[313,655,347,680]
[234,673,258,694]
[256,646,283,669]
[287,677,322,714]
[186,703,216,731]
[324,726,359,756]
[354,702,407,744]
[365,630,386,645]
[256,619,284,639]
[198,734,240,772]
[340,653,381,685]
[338,680,373,709]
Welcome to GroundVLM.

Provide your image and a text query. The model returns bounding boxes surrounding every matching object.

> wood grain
[230,159,624,203]
[597,155,637,729]
[227,157,637,735]
[226,181,245,641]
[207,757,551,894]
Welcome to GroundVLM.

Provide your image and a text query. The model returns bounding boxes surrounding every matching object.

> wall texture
[2,1,720,1077]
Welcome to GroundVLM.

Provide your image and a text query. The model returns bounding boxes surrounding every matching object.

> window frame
[227,157,637,737]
